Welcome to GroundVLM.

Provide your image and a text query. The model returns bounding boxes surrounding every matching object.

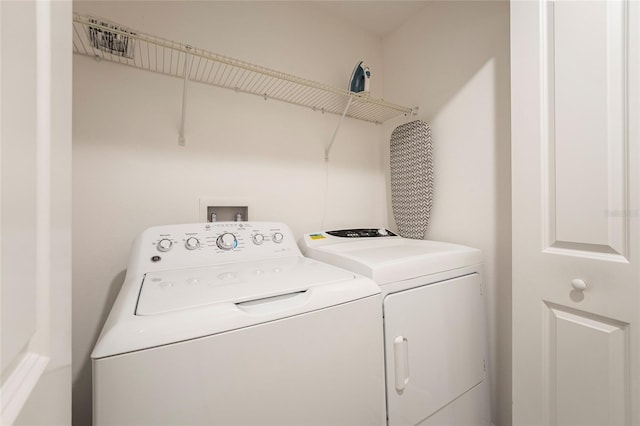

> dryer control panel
[326,228,397,238]
[129,222,300,273]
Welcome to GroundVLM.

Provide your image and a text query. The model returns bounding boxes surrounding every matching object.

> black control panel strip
[326,229,397,238]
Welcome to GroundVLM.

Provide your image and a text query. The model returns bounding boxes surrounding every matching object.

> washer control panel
[134,222,299,272]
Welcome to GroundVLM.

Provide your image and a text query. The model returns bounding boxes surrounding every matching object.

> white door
[0,1,72,424]
[383,274,487,426]
[511,1,640,425]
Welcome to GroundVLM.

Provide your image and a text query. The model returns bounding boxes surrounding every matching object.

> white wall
[72,2,390,424]
[382,3,511,426]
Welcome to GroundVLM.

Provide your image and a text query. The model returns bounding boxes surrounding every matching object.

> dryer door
[383,273,486,425]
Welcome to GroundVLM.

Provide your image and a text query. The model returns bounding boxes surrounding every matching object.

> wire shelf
[72,14,414,124]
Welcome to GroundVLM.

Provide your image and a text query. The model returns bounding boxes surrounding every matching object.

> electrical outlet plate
[199,197,250,222]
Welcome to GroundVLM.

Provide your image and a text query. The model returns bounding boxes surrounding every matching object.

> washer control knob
[252,233,265,245]
[272,232,284,244]
[157,238,173,252]
[216,233,237,250]
[185,237,200,250]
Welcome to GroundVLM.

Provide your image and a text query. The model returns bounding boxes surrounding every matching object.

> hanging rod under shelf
[72,14,414,124]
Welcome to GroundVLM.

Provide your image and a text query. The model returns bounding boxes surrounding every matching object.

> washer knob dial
[216,233,237,250]
[252,233,265,245]
[272,232,284,244]
[185,237,200,250]
[157,238,173,252]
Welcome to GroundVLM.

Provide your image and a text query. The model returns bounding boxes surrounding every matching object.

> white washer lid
[136,256,357,315]
[92,255,380,358]
[300,236,482,285]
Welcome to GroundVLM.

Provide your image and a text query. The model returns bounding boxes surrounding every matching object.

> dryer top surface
[299,232,482,284]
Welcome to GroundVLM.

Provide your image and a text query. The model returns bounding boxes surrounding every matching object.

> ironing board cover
[390,120,434,239]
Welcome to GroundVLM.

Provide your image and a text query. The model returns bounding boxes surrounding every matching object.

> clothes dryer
[92,222,385,426]
[300,229,491,426]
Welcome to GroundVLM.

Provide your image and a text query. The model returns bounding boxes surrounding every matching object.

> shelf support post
[325,96,353,161]
[178,49,191,146]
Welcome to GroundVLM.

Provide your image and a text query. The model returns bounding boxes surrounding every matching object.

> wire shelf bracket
[72,14,416,147]
[178,49,191,146]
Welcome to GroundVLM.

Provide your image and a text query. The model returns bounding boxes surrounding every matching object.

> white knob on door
[571,278,588,291]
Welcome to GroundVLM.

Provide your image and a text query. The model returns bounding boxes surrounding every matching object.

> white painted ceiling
[306,1,430,39]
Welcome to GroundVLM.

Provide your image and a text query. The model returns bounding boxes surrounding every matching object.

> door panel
[543,0,629,257]
[544,303,629,425]
[383,274,485,425]
[511,1,639,425]
[0,0,39,376]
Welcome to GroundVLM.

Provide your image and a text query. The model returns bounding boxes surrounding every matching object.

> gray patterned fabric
[390,120,434,239]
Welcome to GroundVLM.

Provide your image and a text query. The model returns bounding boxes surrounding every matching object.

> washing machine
[299,229,492,426]
[92,222,385,426]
